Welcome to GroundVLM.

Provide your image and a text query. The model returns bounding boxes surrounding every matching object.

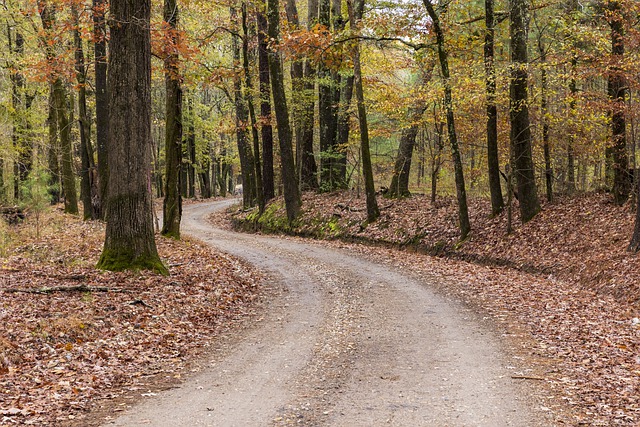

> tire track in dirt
[104,200,545,426]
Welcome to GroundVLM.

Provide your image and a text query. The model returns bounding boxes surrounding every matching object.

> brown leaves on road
[0,208,265,426]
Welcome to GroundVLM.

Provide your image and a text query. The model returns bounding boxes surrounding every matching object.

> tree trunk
[423,0,470,239]
[347,0,378,222]
[242,2,264,213]
[298,0,319,190]
[539,42,552,203]
[607,0,628,205]
[162,0,183,239]
[8,29,31,201]
[93,0,108,218]
[231,5,256,208]
[74,7,97,219]
[39,1,78,215]
[318,0,339,190]
[97,0,167,275]
[388,107,426,198]
[509,0,540,222]
[267,0,301,221]
[257,9,276,199]
[186,97,197,198]
[485,0,504,215]
[47,88,60,204]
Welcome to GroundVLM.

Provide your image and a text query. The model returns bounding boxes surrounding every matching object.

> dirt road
[105,200,544,426]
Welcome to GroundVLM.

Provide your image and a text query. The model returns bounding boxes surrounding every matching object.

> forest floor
[226,190,640,426]
[0,201,268,426]
[0,191,638,426]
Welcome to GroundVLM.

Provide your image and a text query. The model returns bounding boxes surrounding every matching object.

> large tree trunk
[484,0,504,215]
[93,0,108,218]
[509,0,540,222]
[607,0,628,205]
[257,10,276,200]
[267,0,301,221]
[97,0,166,274]
[347,0,378,222]
[73,7,97,220]
[423,0,470,239]
[162,0,183,239]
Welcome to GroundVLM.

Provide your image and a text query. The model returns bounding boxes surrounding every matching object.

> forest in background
[1,0,640,253]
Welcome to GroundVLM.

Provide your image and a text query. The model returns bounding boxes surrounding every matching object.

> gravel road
[104,200,544,426]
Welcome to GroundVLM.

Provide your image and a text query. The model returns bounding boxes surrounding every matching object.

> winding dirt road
[105,200,544,426]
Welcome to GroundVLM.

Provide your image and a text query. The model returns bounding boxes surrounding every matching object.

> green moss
[97,248,169,275]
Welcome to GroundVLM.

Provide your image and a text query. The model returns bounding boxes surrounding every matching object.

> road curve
[104,200,541,426]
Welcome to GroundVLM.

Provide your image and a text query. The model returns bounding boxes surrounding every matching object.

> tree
[162,0,183,239]
[93,0,108,218]
[267,0,301,221]
[257,7,276,200]
[347,0,378,222]
[423,0,471,239]
[73,6,98,220]
[38,0,78,215]
[230,4,257,209]
[387,59,433,199]
[509,0,539,222]
[485,0,505,214]
[97,0,167,274]
[605,0,628,205]
[241,2,264,213]
[297,0,320,190]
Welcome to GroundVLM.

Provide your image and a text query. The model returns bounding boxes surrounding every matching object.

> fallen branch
[4,284,128,294]
[335,203,366,212]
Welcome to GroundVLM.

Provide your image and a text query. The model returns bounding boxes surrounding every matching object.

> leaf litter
[225,191,640,426]
[0,207,265,426]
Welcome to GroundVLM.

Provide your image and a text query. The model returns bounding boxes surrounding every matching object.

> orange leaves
[280,24,345,69]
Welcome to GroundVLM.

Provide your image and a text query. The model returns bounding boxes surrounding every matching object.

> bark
[257,10,276,199]
[231,5,257,208]
[38,1,78,214]
[485,0,504,214]
[186,97,196,198]
[606,0,628,205]
[8,28,31,200]
[97,0,166,275]
[162,0,183,239]
[53,78,78,215]
[423,0,470,239]
[318,0,339,189]
[347,0,378,222]
[509,0,540,222]
[47,88,60,204]
[538,40,552,203]
[267,0,301,221]
[388,107,426,198]
[93,0,108,218]
[74,8,98,220]
[431,122,444,204]
[242,2,264,213]
[298,0,319,190]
